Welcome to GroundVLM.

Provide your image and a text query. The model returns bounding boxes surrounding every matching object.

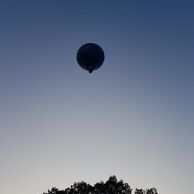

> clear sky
[0,1,194,194]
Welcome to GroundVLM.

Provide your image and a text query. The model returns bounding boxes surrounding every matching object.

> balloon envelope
[76,43,105,73]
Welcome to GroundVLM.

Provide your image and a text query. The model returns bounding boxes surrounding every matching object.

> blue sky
[0,1,194,194]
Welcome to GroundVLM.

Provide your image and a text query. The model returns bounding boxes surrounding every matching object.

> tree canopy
[43,176,157,194]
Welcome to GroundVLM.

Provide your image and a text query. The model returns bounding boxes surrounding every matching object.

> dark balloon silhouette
[76,43,105,73]
[43,176,158,194]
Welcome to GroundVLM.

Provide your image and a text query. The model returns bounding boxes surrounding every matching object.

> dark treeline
[43,176,158,194]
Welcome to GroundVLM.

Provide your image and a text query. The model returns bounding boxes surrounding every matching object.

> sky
[0,1,194,194]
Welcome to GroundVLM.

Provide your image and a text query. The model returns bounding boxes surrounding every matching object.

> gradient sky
[0,1,194,194]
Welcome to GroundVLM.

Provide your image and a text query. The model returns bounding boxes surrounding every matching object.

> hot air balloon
[76,43,105,73]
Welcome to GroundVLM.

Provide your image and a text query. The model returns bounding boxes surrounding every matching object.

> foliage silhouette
[43,176,157,194]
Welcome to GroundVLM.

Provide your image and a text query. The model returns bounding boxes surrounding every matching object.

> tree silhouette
[43,176,157,194]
